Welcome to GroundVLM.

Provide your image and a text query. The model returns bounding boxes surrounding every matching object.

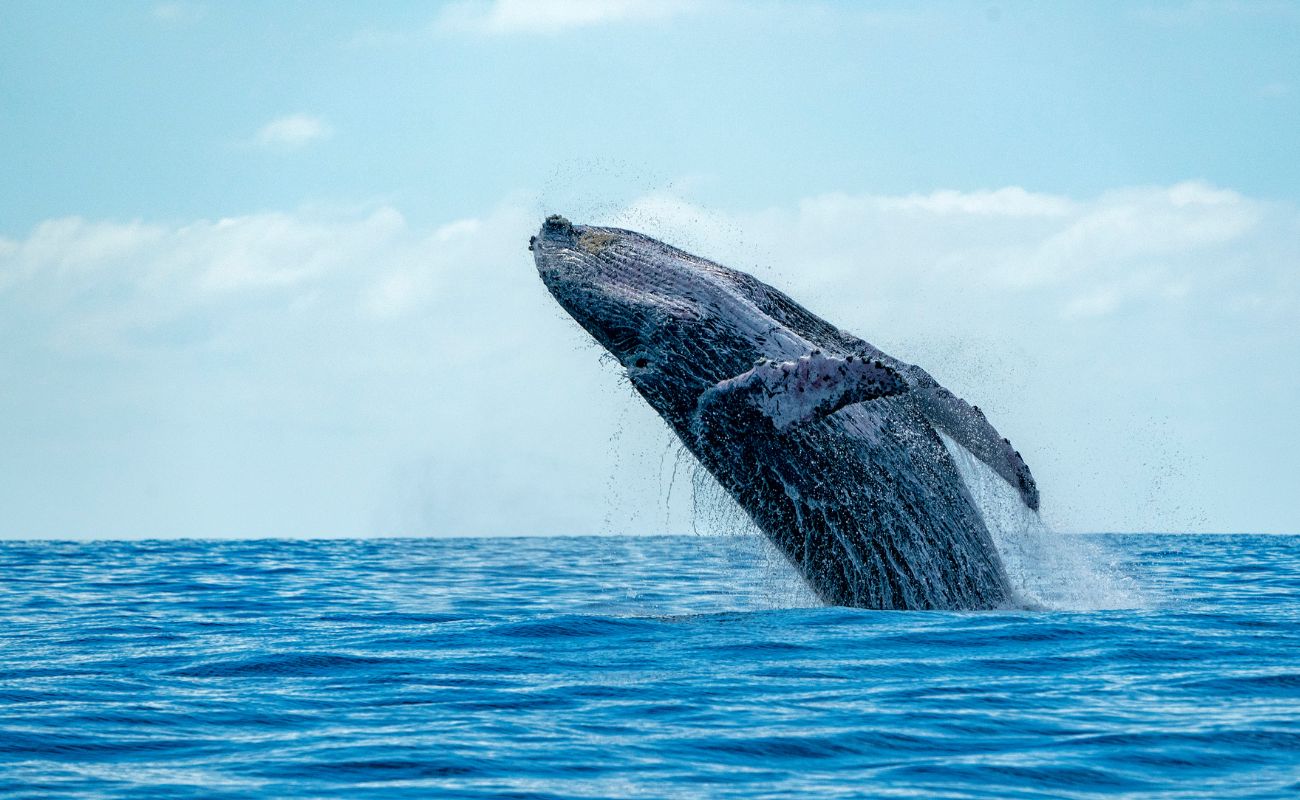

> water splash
[939,432,1145,611]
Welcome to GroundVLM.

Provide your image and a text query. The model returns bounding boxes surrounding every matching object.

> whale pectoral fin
[914,386,1041,511]
[694,352,907,437]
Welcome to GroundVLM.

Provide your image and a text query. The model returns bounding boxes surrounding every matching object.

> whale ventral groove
[532,215,1040,610]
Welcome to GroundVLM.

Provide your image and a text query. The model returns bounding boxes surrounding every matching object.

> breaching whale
[532,214,1040,610]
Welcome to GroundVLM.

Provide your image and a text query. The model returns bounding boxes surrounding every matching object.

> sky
[1,0,1297,538]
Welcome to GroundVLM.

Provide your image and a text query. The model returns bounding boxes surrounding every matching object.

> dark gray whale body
[532,215,1040,610]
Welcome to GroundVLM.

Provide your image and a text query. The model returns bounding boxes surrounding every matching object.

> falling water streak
[938,431,1146,611]
[601,406,628,535]
[658,437,681,530]
[673,452,820,610]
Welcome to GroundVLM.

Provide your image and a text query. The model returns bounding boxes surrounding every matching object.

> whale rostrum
[532,214,1040,610]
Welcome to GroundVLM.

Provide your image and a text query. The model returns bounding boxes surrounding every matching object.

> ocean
[2,532,1298,799]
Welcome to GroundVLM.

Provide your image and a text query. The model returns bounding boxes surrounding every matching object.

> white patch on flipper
[707,353,905,431]
[757,354,903,430]
[938,431,1144,610]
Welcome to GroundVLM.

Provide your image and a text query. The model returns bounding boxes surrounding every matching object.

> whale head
[532,214,790,427]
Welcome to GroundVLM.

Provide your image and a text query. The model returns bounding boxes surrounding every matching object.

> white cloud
[5,217,164,279]
[1259,81,1290,98]
[152,2,205,24]
[875,187,1076,217]
[254,114,332,149]
[612,181,1286,322]
[1133,1,1299,27]
[0,207,406,355]
[4,182,1288,370]
[436,0,701,35]
[362,216,487,317]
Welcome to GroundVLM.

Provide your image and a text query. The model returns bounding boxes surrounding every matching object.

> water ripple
[0,534,1297,798]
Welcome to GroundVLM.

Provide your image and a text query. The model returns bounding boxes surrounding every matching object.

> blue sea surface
[1,534,1298,798]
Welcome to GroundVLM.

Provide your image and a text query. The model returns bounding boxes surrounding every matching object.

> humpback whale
[532,214,1040,610]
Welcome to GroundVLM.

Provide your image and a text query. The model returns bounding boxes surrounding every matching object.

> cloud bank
[1,184,1296,537]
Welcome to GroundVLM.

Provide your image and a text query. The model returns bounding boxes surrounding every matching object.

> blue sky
[2,1,1297,538]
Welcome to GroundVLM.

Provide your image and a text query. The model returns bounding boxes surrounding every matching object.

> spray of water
[650,414,1143,611]
[938,432,1144,611]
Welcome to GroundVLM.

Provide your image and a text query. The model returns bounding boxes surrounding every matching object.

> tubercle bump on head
[543,214,575,237]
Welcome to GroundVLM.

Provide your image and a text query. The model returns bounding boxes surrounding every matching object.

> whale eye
[634,358,649,369]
